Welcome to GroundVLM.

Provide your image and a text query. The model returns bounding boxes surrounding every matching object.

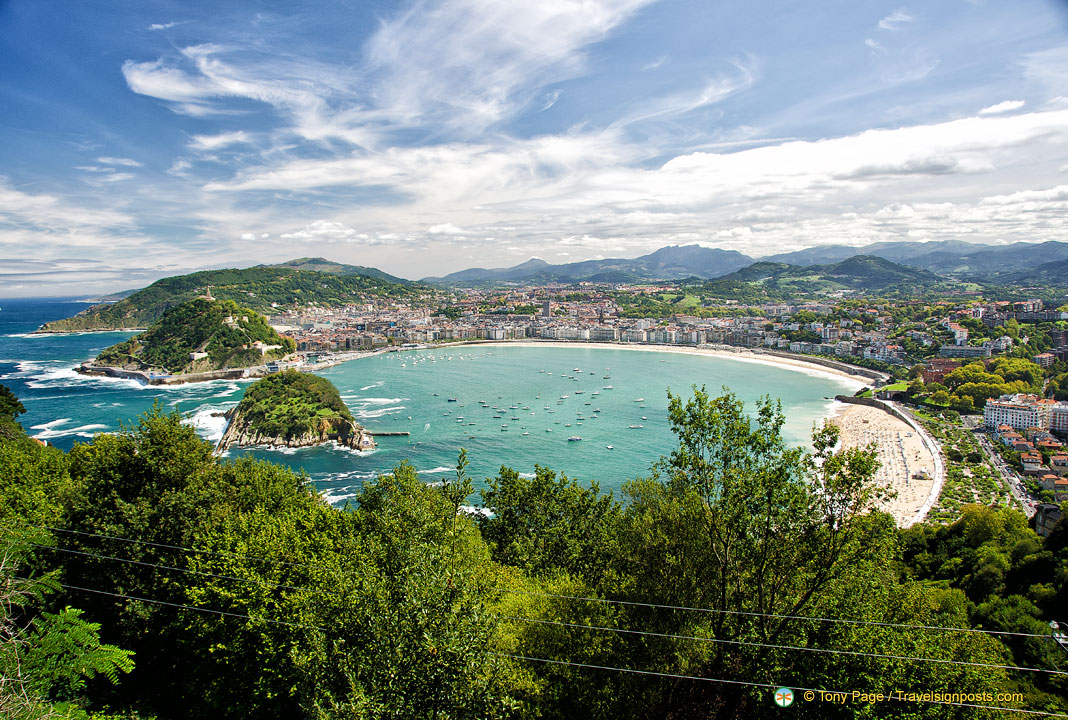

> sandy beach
[829,403,941,527]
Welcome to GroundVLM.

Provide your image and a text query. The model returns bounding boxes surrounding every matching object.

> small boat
[575,390,584,394]
[641,416,647,420]
[606,445,614,450]
[603,375,610,379]
[592,391,600,396]
[634,398,644,402]
[573,368,581,372]
[447,398,458,402]
[568,436,582,442]
[560,395,569,399]
[539,369,545,373]
[433,393,440,396]
[545,428,552,432]
[629,424,644,429]
[603,385,613,390]
[522,431,530,436]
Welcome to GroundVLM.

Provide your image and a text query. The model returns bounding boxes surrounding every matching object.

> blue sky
[2,0,1068,295]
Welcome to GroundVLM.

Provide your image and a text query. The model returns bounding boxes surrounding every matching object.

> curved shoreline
[316,340,874,391]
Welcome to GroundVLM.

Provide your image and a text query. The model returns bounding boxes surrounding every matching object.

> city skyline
[3,0,1068,296]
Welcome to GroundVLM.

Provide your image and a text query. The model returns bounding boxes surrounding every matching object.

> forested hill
[218,369,373,451]
[36,264,428,332]
[94,298,295,374]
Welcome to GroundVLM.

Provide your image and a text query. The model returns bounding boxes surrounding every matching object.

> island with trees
[217,369,375,452]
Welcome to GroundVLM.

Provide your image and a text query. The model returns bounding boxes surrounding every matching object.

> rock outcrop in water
[216,370,375,453]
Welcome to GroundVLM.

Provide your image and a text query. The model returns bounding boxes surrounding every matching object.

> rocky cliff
[217,410,375,453]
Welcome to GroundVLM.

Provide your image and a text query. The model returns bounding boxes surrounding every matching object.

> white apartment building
[984,394,1058,430]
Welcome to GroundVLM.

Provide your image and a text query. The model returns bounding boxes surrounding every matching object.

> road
[974,429,1037,518]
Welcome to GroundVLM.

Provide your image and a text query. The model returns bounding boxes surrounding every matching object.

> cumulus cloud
[278,220,396,244]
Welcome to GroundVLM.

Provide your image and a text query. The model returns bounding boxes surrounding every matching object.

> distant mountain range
[692,255,947,302]
[421,245,754,285]
[762,240,1068,282]
[421,241,1068,286]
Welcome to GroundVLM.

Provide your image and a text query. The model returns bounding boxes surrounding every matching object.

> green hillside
[95,298,295,374]
[37,265,427,332]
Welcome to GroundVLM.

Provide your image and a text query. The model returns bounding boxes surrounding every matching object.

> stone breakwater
[76,362,257,386]
[215,410,376,454]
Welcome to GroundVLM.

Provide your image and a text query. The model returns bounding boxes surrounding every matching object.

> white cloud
[877,9,915,31]
[642,55,668,71]
[363,0,657,132]
[0,179,135,232]
[427,223,470,235]
[189,131,252,151]
[278,220,396,244]
[979,100,1025,115]
[98,156,143,167]
[148,22,178,31]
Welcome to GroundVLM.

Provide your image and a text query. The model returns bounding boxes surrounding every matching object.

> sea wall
[76,363,253,385]
[763,351,887,382]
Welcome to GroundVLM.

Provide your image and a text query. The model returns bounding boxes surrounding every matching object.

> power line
[498,588,1056,639]
[28,542,325,597]
[494,654,1068,718]
[9,523,1059,642]
[501,615,1067,676]
[14,523,363,577]
[13,577,325,632]
[21,538,1064,678]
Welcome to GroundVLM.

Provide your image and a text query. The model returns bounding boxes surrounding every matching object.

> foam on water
[185,403,236,442]
[360,381,384,391]
[31,418,110,440]
[353,405,405,419]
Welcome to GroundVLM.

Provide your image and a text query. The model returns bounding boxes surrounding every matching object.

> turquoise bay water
[1,298,859,505]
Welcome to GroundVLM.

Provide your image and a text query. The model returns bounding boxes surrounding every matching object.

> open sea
[0,297,861,505]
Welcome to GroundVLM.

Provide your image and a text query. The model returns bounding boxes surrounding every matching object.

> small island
[217,370,375,452]
[80,297,296,383]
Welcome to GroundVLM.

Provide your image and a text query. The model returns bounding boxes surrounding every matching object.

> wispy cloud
[188,131,253,151]
[148,22,178,31]
[642,55,668,71]
[98,156,142,167]
[878,9,915,31]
